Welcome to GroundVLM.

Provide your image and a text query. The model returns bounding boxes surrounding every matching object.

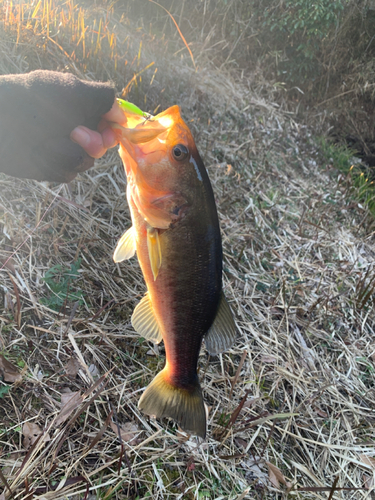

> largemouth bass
[112,103,236,438]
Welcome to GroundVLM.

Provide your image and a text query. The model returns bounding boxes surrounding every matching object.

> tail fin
[138,369,206,438]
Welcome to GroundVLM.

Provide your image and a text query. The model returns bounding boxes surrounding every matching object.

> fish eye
[172,144,189,161]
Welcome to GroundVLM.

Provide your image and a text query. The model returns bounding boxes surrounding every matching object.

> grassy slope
[1,2,375,499]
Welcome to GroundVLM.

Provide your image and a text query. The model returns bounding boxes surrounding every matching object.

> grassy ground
[1,2,375,499]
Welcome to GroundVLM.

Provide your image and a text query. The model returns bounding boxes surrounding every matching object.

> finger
[101,127,119,149]
[101,99,127,125]
[70,126,106,159]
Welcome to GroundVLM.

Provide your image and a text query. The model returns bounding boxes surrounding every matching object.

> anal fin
[113,226,136,263]
[147,226,162,281]
[131,292,163,344]
[204,291,237,355]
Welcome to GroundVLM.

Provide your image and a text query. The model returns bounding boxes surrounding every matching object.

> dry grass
[1,2,375,499]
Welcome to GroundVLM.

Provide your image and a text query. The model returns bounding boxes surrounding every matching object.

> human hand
[0,70,117,183]
[70,99,127,159]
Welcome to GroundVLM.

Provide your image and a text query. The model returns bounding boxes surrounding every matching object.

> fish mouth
[113,122,168,145]
[112,100,174,146]
[112,103,187,171]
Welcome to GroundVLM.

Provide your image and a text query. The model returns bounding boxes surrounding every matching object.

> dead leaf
[64,356,80,378]
[267,466,280,488]
[10,450,23,460]
[3,291,14,312]
[314,407,328,418]
[8,274,21,328]
[88,364,100,379]
[242,458,268,485]
[187,458,195,471]
[294,325,315,371]
[360,455,375,469]
[204,404,212,418]
[235,437,248,449]
[266,462,290,489]
[61,390,82,407]
[243,397,259,409]
[261,355,277,363]
[110,421,141,446]
[363,474,374,490]
[22,422,49,449]
[0,256,15,273]
[176,426,190,442]
[0,354,22,383]
[55,391,83,427]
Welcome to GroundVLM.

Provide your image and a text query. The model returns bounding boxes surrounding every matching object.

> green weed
[319,138,353,172]
[0,385,10,398]
[41,259,84,312]
[319,138,375,217]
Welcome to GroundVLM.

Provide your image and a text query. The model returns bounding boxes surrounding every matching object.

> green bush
[258,0,347,83]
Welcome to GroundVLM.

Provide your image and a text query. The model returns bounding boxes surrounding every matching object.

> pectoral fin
[147,226,162,281]
[205,292,237,355]
[131,293,163,344]
[113,226,136,263]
